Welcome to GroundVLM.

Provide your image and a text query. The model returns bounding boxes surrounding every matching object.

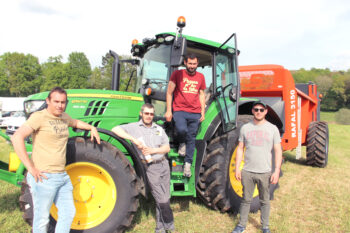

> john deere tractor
[0,17,278,232]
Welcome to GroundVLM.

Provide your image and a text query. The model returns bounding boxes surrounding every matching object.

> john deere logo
[68,94,143,101]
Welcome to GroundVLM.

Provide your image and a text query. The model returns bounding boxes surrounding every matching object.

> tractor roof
[156,32,234,49]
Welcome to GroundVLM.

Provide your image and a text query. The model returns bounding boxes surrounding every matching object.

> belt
[141,156,166,165]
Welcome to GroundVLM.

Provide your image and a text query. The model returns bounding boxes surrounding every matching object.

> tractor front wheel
[19,137,139,233]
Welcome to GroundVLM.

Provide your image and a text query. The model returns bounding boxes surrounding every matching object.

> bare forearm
[112,126,135,142]
[152,144,170,154]
[199,91,205,113]
[166,92,173,112]
[75,120,94,130]
[235,147,243,171]
[274,144,283,170]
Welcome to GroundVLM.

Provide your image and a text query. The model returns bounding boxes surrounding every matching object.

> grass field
[0,113,349,233]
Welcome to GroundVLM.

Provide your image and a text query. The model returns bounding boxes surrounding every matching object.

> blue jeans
[173,111,201,164]
[27,172,76,233]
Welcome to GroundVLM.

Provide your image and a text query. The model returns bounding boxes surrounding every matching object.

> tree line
[0,52,349,112]
[0,52,135,97]
[291,68,350,111]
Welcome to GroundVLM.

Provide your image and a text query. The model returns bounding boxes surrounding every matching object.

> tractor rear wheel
[197,115,279,213]
[306,121,329,168]
[19,137,139,233]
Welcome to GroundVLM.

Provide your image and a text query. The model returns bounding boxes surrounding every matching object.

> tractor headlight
[24,100,46,115]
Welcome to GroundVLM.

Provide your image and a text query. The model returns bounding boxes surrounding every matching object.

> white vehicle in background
[0,111,12,128]
[4,111,26,135]
[0,97,26,130]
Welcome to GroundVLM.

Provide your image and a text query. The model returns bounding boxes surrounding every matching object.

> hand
[270,169,280,184]
[90,127,101,144]
[142,147,155,155]
[29,167,48,183]
[235,169,241,181]
[164,111,173,122]
[199,112,205,122]
[132,138,144,150]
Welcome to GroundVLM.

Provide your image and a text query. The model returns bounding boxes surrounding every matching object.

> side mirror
[170,37,187,67]
[229,88,237,102]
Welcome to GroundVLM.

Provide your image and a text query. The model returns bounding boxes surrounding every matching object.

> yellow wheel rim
[50,162,117,230]
[229,146,259,198]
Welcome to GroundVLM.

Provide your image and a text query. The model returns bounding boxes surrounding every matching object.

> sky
[1,0,350,71]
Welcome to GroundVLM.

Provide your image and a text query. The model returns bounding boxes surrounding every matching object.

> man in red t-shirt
[165,54,206,177]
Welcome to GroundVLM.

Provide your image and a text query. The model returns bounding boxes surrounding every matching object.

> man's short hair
[48,87,67,100]
[141,103,155,112]
[184,53,199,62]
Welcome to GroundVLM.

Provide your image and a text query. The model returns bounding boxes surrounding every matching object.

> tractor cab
[111,16,240,133]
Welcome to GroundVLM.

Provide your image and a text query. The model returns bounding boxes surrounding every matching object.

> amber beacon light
[177,16,186,28]
[132,39,138,46]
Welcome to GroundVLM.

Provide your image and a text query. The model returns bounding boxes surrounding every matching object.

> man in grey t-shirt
[232,101,282,233]
[111,103,174,233]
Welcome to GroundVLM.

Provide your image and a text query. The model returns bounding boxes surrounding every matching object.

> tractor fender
[238,98,285,135]
[96,128,151,198]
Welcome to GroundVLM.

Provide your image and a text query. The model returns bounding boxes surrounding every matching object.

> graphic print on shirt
[246,130,271,146]
[48,119,69,138]
[182,77,199,94]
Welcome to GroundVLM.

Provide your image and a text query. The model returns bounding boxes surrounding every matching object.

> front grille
[84,101,109,116]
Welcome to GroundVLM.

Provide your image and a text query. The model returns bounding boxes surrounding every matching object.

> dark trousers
[238,170,271,229]
[173,111,201,164]
[147,159,174,232]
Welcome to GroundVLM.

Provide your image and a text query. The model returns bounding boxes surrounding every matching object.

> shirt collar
[138,119,156,128]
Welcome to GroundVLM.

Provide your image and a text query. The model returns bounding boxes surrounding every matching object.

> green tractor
[0,17,277,232]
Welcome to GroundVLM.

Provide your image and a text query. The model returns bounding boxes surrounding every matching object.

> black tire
[197,115,279,213]
[19,172,33,226]
[19,137,139,233]
[306,121,329,168]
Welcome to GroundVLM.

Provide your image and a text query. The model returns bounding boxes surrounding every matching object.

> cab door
[214,34,240,132]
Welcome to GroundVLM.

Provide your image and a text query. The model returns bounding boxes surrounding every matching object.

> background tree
[0,56,10,96]
[88,67,110,89]
[0,52,42,96]
[99,53,136,91]
[41,55,70,91]
[66,52,92,89]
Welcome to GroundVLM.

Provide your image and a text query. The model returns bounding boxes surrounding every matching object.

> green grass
[320,111,336,123]
[1,112,349,232]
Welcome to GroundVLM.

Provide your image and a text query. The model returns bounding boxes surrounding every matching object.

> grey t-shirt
[120,120,169,161]
[239,121,281,173]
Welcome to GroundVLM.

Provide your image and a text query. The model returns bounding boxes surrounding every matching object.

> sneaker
[262,228,271,233]
[178,143,186,157]
[231,225,245,233]
[183,162,191,177]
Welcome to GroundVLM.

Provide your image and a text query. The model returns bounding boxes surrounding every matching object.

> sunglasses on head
[143,112,154,116]
[253,108,265,113]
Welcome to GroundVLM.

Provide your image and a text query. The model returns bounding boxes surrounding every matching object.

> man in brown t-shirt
[11,87,100,233]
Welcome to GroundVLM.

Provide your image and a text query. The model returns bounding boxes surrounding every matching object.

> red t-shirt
[169,69,206,113]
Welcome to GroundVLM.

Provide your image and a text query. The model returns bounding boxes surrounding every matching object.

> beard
[186,66,197,75]
[253,115,265,122]
[142,118,153,126]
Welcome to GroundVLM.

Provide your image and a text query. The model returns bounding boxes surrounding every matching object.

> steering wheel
[148,78,168,92]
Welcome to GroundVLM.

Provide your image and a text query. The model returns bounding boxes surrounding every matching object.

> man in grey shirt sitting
[111,103,174,233]
[232,101,282,233]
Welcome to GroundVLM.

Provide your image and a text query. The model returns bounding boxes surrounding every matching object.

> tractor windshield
[135,44,171,94]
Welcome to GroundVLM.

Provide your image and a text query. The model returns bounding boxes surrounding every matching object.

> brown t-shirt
[24,109,75,173]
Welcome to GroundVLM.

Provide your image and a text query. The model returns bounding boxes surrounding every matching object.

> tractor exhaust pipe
[109,50,120,91]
